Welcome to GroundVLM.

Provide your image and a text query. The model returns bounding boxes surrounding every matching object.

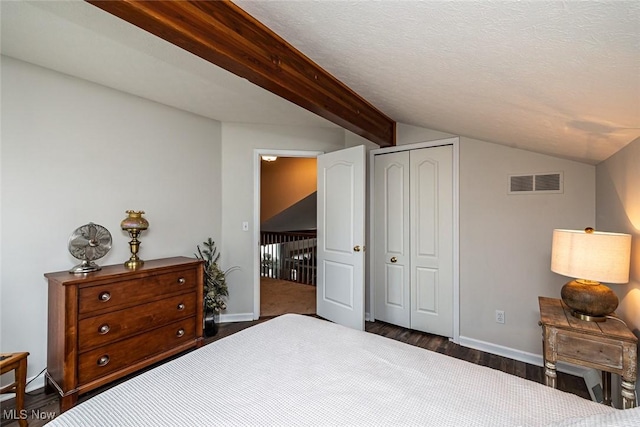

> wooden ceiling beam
[86,0,396,146]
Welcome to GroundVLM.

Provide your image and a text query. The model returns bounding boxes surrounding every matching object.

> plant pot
[203,310,218,337]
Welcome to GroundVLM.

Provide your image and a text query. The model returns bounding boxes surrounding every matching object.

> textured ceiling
[234,0,640,164]
[2,1,639,164]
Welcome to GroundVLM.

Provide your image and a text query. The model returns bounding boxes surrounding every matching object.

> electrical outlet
[495,310,505,324]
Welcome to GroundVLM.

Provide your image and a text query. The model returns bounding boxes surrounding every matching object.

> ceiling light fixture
[262,155,277,162]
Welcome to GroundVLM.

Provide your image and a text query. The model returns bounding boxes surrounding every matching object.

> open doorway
[254,150,321,318]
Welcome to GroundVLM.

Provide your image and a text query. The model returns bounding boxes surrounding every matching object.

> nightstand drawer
[78,269,196,315]
[557,332,623,369]
[78,293,196,351]
[78,318,196,384]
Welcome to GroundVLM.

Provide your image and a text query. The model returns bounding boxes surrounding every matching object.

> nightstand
[538,296,637,409]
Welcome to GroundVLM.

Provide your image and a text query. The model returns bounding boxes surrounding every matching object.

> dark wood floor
[0,317,589,427]
[364,319,588,397]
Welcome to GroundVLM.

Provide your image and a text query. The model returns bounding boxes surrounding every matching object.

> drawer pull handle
[99,292,111,302]
[177,277,186,285]
[176,328,185,338]
[177,303,185,311]
[98,324,110,334]
[97,355,110,367]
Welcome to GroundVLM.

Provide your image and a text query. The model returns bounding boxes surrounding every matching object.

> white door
[410,146,453,337]
[316,145,366,330]
[374,151,410,328]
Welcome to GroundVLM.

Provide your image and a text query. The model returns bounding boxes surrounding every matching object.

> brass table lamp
[121,210,149,269]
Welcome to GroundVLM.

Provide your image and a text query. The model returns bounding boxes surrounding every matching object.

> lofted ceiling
[2,1,639,165]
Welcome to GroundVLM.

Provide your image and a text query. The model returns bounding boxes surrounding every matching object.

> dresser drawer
[78,318,196,384]
[79,269,196,315]
[78,293,196,351]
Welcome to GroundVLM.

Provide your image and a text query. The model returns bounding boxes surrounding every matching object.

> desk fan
[68,222,112,273]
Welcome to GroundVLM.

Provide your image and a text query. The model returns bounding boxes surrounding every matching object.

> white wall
[344,129,379,150]
[0,56,222,390]
[396,123,456,145]
[596,137,640,398]
[459,137,595,356]
[219,123,346,320]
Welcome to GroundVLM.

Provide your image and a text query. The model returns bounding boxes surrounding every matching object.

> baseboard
[458,335,587,378]
[218,312,255,323]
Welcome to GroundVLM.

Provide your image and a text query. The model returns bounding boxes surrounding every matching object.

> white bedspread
[48,314,639,426]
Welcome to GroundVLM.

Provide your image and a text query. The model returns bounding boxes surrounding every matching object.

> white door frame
[252,149,324,319]
[368,137,460,343]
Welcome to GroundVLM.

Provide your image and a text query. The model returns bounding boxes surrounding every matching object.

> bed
[47,314,639,426]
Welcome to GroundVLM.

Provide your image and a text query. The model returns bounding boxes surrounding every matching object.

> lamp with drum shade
[551,227,632,322]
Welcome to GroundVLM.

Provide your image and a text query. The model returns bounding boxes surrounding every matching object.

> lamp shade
[551,229,631,284]
[121,210,149,231]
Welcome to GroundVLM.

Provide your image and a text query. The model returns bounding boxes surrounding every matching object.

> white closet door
[374,151,410,328]
[410,145,454,337]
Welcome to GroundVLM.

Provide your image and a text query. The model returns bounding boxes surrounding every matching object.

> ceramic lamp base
[561,279,618,322]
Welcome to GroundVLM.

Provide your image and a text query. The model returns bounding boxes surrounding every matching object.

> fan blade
[87,224,97,240]
[70,237,90,247]
[84,247,95,259]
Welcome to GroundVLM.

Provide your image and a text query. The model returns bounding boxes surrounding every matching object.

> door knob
[353,245,361,252]
[390,257,397,263]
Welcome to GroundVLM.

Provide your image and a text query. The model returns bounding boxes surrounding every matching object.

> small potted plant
[195,238,235,337]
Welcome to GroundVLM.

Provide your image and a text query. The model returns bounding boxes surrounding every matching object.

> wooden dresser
[45,256,204,411]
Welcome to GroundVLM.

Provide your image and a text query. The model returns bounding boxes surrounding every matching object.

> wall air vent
[508,172,563,194]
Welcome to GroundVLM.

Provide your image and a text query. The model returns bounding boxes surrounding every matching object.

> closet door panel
[410,146,453,337]
[415,158,438,259]
[386,163,405,253]
[385,264,405,307]
[415,267,438,313]
[374,151,410,328]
